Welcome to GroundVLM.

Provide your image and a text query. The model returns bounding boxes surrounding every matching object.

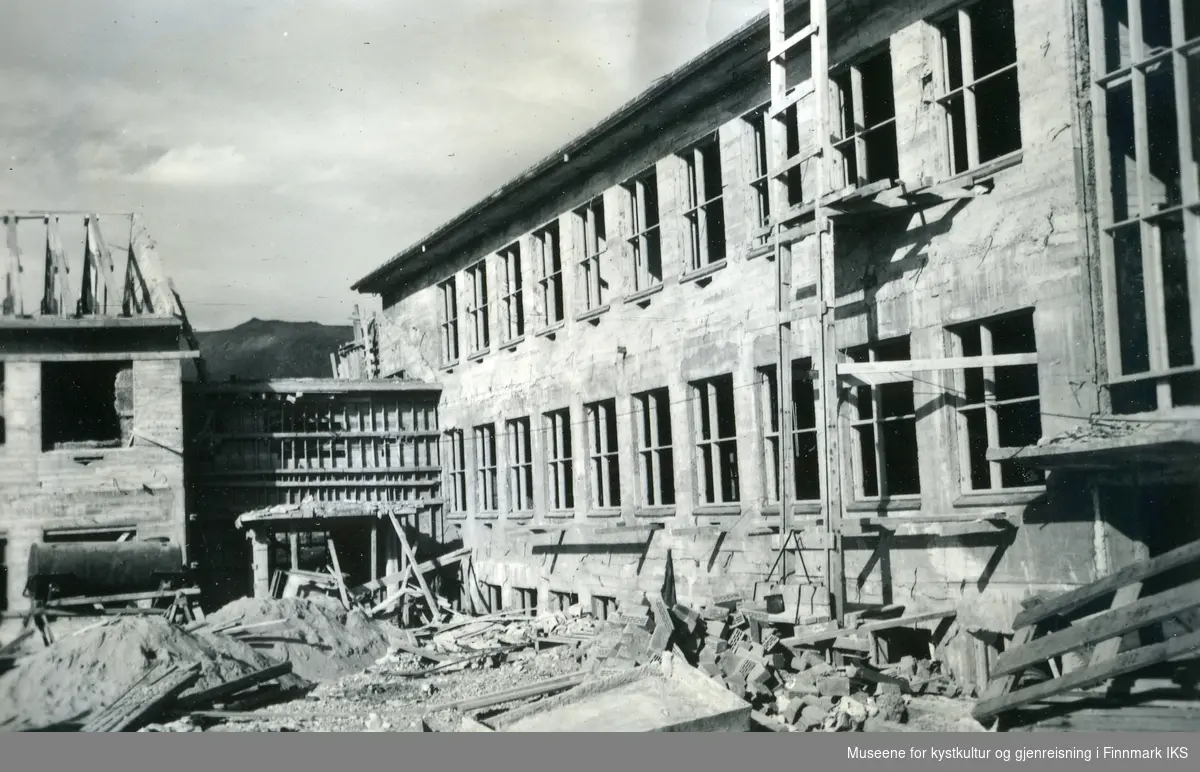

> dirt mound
[0,616,309,729]
[202,596,392,682]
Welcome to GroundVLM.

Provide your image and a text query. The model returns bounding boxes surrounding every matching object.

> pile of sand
[0,616,309,729]
[201,596,393,682]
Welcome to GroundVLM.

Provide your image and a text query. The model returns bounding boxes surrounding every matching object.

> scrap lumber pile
[579,587,969,732]
[972,537,1200,732]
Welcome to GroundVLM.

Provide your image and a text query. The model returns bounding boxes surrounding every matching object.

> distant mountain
[184,318,354,382]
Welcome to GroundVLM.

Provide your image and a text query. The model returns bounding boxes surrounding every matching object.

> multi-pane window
[514,586,538,613]
[1092,0,1200,412]
[936,0,1023,175]
[499,243,525,342]
[747,110,772,244]
[833,47,899,187]
[544,408,575,511]
[682,135,727,271]
[466,260,490,354]
[443,429,467,515]
[634,387,675,507]
[952,312,1045,490]
[585,399,621,509]
[551,590,579,613]
[505,417,534,513]
[757,359,820,505]
[473,423,498,513]
[624,170,663,292]
[846,337,921,499]
[437,277,460,365]
[576,198,607,312]
[534,222,565,327]
[691,374,740,505]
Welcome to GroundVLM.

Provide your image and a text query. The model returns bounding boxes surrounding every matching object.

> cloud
[0,0,764,330]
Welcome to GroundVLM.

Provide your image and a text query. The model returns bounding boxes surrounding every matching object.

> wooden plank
[45,587,200,608]
[388,512,438,620]
[836,353,1037,377]
[391,640,451,663]
[992,578,1200,677]
[81,663,200,732]
[1089,582,1143,666]
[781,608,956,647]
[768,22,817,61]
[172,663,293,711]
[972,628,1200,721]
[85,215,122,310]
[325,537,352,610]
[427,671,588,713]
[1012,537,1200,629]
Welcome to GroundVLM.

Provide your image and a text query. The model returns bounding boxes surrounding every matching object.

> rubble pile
[199,596,393,681]
[0,616,310,730]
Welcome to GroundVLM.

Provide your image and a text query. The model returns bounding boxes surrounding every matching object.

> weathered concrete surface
[0,359,186,614]
[366,0,1104,680]
[479,653,751,732]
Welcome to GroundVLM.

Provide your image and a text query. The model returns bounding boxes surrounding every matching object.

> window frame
[624,169,663,293]
[1087,0,1200,411]
[473,422,498,514]
[575,197,608,313]
[465,260,491,356]
[831,45,899,188]
[585,398,621,510]
[498,242,525,343]
[757,360,821,506]
[437,276,460,366]
[746,109,773,245]
[543,408,575,512]
[534,221,565,328]
[633,387,675,509]
[933,0,1023,175]
[505,416,534,515]
[681,134,728,272]
[844,338,922,501]
[443,428,468,516]
[689,374,741,506]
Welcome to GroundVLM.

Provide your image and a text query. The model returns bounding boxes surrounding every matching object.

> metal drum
[25,541,185,600]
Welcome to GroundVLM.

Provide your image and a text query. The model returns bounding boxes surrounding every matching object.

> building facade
[0,213,197,615]
[351,0,1199,677]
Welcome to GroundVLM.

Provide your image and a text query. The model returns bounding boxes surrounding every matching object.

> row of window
[434,0,1024,368]
[441,310,1044,517]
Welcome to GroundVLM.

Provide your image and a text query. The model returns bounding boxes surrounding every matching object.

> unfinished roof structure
[0,212,201,615]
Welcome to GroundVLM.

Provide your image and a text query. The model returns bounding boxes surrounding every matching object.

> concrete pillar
[248,529,270,599]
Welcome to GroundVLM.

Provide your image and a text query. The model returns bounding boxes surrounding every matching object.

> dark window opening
[545,408,575,510]
[0,537,7,613]
[535,222,565,326]
[692,374,740,505]
[591,594,618,621]
[683,136,727,269]
[484,582,503,612]
[937,0,1022,174]
[444,429,468,514]
[626,170,663,291]
[833,48,899,187]
[551,590,579,613]
[576,198,608,311]
[586,399,621,509]
[514,586,538,613]
[635,387,675,507]
[953,311,1045,490]
[846,338,920,498]
[506,417,534,513]
[747,110,772,244]
[474,423,498,513]
[41,361,133,451]
[466,261,490,354]
[0,363,6,445]
[499,243,525,342]
[438,277,460,365]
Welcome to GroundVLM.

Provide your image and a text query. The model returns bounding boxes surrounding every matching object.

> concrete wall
[369,0,1102,645]
[0,358,186,614]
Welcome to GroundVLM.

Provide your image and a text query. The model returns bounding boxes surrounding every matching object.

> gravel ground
[143,640,588,732]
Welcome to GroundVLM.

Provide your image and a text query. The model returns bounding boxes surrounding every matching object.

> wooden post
[288,533,300,571]
[248,529,271,600]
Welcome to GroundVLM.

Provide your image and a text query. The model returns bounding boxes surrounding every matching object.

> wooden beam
[81,662,200,732]
[388,512,438,621]
[992,578,1200,677]
[426,671,587,713]
[836,353,1038,377]
[85,215,122,313]
[354,546,471,594]
[0,350,201,363]
[172,662,294,711]
[782,608,957,647]
[972,628,1200,721]
[1012,537,1200,629]
[768,23,817,61]
[325,538,352,610]
[45,587,199,608]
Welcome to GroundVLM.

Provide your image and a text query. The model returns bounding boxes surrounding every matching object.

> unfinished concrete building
[349,0,1198,689]
[183,379,444,609]
[0,212,200,615]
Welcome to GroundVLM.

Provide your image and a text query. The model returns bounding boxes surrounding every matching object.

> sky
[0,0,765,331]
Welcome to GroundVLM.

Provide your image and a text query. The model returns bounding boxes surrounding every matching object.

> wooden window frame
[624,169,663,292]
[575,198,607,312]
[831,45,899,188]
[473,422,498,514]
[499,242,525,343]
[443,428,468,515]
[845,338,922,500]
[681,135,728,271]
[585,398,621,510]
[1088,0,1200,410]
[505,416,534,514]
[465,261,491,356]
[747,109,773,245]
[690,374,740,506]
[437,277,460,366]
[544,408,575,512]
[534,222,565,327]
[634,388,675,508]
[757,361,820,505]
